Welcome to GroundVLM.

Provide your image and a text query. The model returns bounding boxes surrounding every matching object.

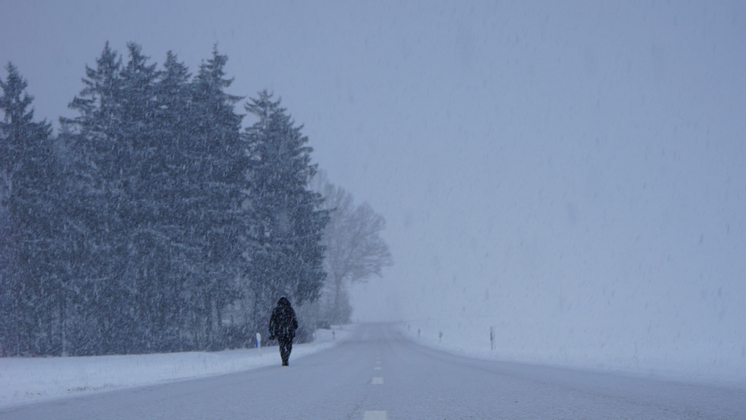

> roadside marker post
[490,327,495,350]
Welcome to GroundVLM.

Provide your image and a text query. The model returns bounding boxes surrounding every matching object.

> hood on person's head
[278,297,290,307]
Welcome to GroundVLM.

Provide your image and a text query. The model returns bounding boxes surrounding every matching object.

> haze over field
[2,1,744,377]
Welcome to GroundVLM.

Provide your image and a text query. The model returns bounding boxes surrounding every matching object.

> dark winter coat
[269,297,298,340]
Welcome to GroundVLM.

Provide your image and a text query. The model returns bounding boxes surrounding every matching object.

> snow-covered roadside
[0,326,353,408]
[399,319,746,387]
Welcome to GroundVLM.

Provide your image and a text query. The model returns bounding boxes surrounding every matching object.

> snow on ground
[0,326,353,409]
[399,318,746,387]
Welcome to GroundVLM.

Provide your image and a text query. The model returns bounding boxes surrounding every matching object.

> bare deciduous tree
[312,172,393,323]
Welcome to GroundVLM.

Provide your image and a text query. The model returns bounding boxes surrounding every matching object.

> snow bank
[0,326,352,408]
[399,318,746,386]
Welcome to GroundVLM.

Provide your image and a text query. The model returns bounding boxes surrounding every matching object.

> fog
[2,1,744,376]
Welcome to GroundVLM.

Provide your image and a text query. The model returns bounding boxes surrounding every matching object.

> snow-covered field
[399,318,746,387]
[0,327,352,408]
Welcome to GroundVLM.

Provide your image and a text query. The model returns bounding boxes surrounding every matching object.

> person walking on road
[268,297,298,366]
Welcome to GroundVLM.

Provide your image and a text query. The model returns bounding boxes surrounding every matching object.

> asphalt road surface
[2,323,744,419]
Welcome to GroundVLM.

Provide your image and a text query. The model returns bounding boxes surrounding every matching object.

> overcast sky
[2,0,745,348]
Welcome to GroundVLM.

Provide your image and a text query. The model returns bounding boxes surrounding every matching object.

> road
[2,323,744,419]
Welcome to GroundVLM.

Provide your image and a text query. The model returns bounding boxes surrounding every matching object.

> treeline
[0,43,330,356]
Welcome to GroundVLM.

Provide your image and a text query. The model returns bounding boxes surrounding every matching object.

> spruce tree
[61,44,251,353]
[185,47,246,349]
[243,91,328,335]
[151,51,195,351]
[62,42,127,354]
[117,43,171,353]
[62,42,164,354]
[0,63,61,355]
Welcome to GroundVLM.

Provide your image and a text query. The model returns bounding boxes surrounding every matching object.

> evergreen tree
[0,63,61,355]
[116,43,172,353]
[60,43,251,353]
[61,42,174,354]
[0,42,336,356]
[243,91,328,336]
[62,42,133,354]
[184,47,246,349]
[150,51,195,351]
